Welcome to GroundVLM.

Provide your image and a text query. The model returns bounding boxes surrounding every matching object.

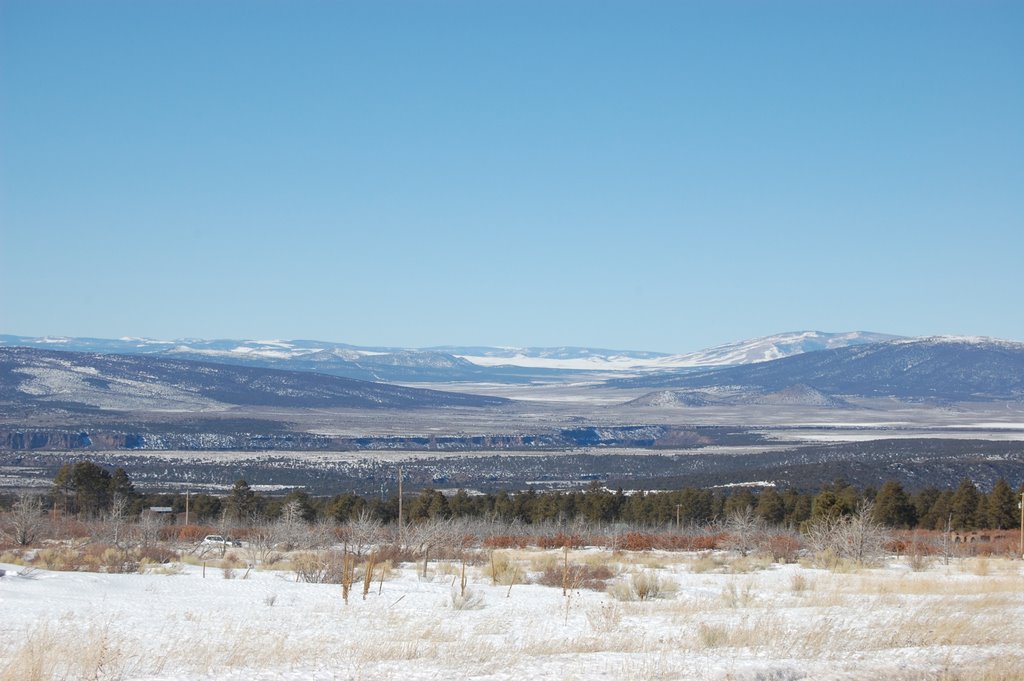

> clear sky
[1,1,1021,353]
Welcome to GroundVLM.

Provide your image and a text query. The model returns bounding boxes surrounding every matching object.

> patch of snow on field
[1,554,1022,680]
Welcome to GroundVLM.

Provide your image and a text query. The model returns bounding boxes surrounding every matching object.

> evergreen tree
[108,467,135,499]
[224,479,258,523]
[327,492,365,523]
[723,488,757,517]
[920,489,954,530]
[187,493,222,523]
[677,488,714,524]
[949,478,980,530]
[985,478,1018,529]
[447,489,477,518]
[755,487,785,525]
[409,488,450,520]
[871,480,917,528]
[783,489,812,527]
[52,461,113,517]
[912,487,940,527]
[810,490,841,521]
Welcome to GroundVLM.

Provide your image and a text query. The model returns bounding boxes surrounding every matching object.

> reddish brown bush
[537,533,584,549]
[373,542,417,564]
[617,532,657,551]
[50,518,91,540]
[483,534,530,549]
[761,534,803,563]
[164,524,217,543]
[651,532,724,551]
[535,563,613,592]
[139,545,178,564]
[974,531,1021,557]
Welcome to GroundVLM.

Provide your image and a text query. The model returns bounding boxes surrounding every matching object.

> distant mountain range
[616,336,1024,404]
[0,330,899,381]
[2,332,1022,410]
[0,346,507,413]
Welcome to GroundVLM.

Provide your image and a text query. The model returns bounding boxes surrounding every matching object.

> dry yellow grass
[3,547,1021,681]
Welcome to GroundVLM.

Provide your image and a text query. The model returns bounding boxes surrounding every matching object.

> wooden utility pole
[185,490,190,526]
[1019,490,1023,559]
[397,467,404,539]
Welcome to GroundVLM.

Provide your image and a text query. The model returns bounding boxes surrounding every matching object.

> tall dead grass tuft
[608,570,677,602]
[0,624,132,681]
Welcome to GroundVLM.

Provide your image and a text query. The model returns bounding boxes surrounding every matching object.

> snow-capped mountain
[617,336,1024,402]
[0,330,937,382]
[0,346,508,413]
[646,331,903,369]
[433,332,899,371]
[0,336,526,383]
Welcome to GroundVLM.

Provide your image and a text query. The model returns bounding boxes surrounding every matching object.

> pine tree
[912,487,940,527]
[920,489,954,530]
[755,487,785,525]
[225,479,258,523]
[950,478,980,531]
[871,480,917,528]
[985,478,1018,529]
[52,461,113,517]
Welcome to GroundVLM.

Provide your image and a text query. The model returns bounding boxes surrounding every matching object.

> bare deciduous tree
[137,510,162,548]
[723,506,765,557]
[244,522,280,565]
[8,492,46,546]
[275,500,310,551]
[344,510,382,557]
[108,493,131,548]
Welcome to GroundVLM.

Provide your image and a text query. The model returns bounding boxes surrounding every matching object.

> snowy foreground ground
[2,551,1023,681]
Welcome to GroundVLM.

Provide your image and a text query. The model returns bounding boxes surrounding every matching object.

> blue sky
[2,1,1021,353]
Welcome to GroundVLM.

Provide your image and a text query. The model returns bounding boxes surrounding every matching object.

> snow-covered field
[2,551,1022,680]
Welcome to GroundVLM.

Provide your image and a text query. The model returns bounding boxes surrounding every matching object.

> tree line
[4,461,1021,531]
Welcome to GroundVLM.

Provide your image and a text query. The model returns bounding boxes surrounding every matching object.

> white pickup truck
[202,534,241,547]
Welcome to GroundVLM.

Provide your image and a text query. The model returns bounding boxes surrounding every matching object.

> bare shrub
[608,570,676,601]
[805,502,889,568]
[487,550,520,586]
[689,552,728,573]
[138,545,177,564]
[292,550,347,584]
[340,510,382,557]
[242,523,280,566]
[6,493,46,547]
[908,549,933,572]
[728,554,773,574]
[723,507,765,556]
[33,546,84,571]
[274,501,312,552]
[760,533,803,563]
[535,562,613,592]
